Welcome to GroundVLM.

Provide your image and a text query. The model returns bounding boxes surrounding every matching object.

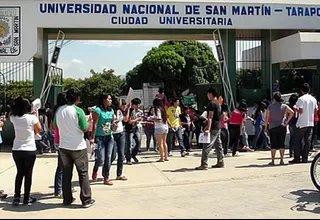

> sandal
[279,161,285,165]
[116,176,128,181]
[157,159,165,162]
[164,159,169,161]
[268,162,275,166]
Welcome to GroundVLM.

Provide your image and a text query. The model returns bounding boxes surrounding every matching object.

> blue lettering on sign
[159,17,233,26]
[205,5,227,15]
[286,7,320,16]
[122,4,179,14]
[111,16,148,24]
[232,5,271,15]
[40,3,117,13]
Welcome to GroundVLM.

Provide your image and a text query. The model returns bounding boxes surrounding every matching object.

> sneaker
[55,193,63,199]
[0,191,7,200]
[195,166,208,170]
[12,197,20,206]
[92,171,98,181]
[72,187,77,193]
[168,152,173,157]
[104,179,113,186]
[83,199,95,208]
[132,156,139,163]
[126,161,133,165]
[212,162,225,168]
[23,197,37,205]
[289,159,300,164]
[181,151,187,157]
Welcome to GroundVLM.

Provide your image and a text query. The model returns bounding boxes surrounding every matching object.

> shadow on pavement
[0,192,83,212]
[284,189,320,214]
[235,163,291,168]
[162,168,197,173]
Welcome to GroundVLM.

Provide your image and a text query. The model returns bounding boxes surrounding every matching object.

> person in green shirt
[90,94,116,185]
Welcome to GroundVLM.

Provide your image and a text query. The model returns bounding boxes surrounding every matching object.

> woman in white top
[111,98,127,181]
[10,97,41,206]
[150,98,169,162]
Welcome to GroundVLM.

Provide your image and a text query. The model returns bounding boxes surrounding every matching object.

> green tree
[237,69,262,89]
[63,69,125,109]
[125,40,219,97]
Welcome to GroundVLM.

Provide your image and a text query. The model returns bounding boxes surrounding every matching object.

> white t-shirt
[154,109,168,129]
[113,110,124,134]
[10,114,39,151]
[54,105,88,151]
[296,94,317,128]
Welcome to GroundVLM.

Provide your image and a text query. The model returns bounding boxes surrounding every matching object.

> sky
[50,40,219,79]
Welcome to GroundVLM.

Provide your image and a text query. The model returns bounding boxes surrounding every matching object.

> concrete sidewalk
[0,149,319,219]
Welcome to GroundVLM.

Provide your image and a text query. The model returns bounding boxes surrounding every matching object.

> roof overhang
[272,32,320,64]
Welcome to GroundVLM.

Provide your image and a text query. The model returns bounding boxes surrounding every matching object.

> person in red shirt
[228,101,247,157]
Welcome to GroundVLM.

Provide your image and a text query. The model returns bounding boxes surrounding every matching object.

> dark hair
[182,106,189,113]
[53,92,67,116]
[148,106,154,116]
[207,87,218,97]
[11,97,32,117]
[131,98,141,106]
[236,101,247,112]
[301,83,310,93]
[171,98,180,105]
[158,87,164,94]
[289,93,299,107]
[221,103,228,113]
[153,98,167,123]
[98,94,112,111]
[112,96,121,111]
[66,88,81,104]
[273,92,283,103]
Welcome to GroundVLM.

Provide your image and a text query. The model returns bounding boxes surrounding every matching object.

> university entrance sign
[0,0,320,61]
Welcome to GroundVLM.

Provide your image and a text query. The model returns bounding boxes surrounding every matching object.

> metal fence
[0,60,33,113]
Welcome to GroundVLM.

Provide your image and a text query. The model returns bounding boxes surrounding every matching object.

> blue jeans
[241,126,249,147]
[252,125,268,149]
[113,132,125,177]
[93,135,114,179]
[125,130,141,162]
[54,151,63,195]
[167,128,186,154]
[145,129,157,151]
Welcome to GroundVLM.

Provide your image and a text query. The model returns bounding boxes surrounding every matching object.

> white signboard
[0,7,20,56]
[0,0,320,61]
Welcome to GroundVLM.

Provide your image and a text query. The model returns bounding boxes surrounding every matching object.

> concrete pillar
[33,32,48,99]
[261,30,271,91]
[221,29,237,101]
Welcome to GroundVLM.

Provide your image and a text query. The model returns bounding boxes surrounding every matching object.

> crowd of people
[0,82,319,208]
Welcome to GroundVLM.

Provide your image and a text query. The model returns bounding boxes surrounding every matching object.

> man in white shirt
[290,83,317,164]
[54,88,95,208]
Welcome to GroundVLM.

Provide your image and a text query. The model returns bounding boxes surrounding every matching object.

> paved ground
[0,148,319,219]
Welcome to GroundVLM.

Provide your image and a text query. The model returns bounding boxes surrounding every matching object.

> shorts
[269,126,286,149]
[154,126,168,135]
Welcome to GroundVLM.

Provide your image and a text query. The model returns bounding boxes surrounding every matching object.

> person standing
[195,88,224,170]
[145,107,158,152]
[90,94,115,185]
[123,98,143,165]
[10,97,42,205]
[179,106,194,152]
[264,92,294,165]
[220,103,229,155]
[290,83,317,164]
[288,93,299,158]
[111,97,127,181]
[166,98,187,157]
[54,88,95,208]
[151,98,169,162]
